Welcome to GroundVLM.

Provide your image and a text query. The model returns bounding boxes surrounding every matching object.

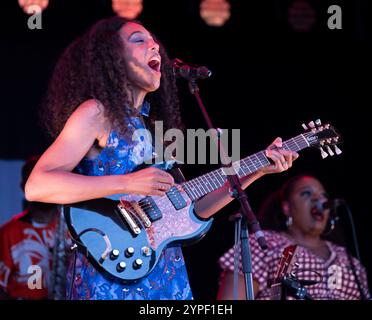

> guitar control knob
[141,246,151,257]
[116,261,127,272]
[133,258,143,269]
[110,249,120,260]
[125,247,135,257]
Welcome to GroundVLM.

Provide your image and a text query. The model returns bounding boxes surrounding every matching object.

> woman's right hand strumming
[123,167,175,196]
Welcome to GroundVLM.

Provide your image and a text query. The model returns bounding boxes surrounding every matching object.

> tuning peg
[334,145,342,155]
[315,119,322,126]
[308,121,315,128]
[319,147,328,159]
[326,146,334,156]
[302,123,308,130]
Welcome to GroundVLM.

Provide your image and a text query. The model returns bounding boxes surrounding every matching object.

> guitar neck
[182,134,310,201]
[270,283,283,300]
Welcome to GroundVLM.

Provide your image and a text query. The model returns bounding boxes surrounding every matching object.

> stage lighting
[200,0,231,27]
[288,0,316,32]
[112,0,143,19]
[18,0,48,14]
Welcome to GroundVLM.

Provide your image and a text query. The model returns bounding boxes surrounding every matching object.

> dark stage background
[1,0,372,299]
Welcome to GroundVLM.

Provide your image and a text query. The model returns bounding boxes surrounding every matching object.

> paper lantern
[18,0,48,14]
[200,0,231,27]
[288,0,316,32]
[112,0,143,19]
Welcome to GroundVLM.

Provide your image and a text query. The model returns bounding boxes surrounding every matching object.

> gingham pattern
[219,230,370,300]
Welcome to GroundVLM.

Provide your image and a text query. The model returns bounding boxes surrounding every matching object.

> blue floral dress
[66,102,193,300]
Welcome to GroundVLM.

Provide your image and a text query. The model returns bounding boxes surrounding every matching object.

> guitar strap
[168,164,187,184]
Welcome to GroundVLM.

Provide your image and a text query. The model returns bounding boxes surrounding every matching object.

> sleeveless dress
[66,102,193,300]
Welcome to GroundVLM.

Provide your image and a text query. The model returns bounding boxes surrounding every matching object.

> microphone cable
[343,202,362,262]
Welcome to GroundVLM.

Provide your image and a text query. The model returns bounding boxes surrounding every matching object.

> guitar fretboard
[270,283,283,300]
[182,134,309,201]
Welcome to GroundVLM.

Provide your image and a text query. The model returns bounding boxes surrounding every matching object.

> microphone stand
[187,78,268,300]
[230,212,255,300]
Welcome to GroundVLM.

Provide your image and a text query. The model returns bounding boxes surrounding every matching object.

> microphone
[312,198,345,215]
[167,58,212,80]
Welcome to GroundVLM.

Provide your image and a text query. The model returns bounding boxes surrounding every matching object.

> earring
[322,216,338,236]
[329,218,335,232]
[286,216,293,227]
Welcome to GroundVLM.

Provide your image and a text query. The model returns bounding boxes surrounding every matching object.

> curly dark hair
[41,16,183,139]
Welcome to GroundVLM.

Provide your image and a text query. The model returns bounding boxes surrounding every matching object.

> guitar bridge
[130,201,152,228]
[117,203,141,235]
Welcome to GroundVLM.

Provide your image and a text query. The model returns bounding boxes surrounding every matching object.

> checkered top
[219,230,370,300]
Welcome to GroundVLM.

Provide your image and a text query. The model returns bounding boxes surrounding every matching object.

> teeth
[149,56,160,64]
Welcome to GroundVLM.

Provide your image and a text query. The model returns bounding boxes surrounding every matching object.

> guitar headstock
[302,119,342,159]
[273,244,299,284]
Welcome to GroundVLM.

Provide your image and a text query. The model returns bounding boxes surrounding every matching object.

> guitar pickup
[166,186,187,210]
[117,203,141,235]
[140,197,162,222]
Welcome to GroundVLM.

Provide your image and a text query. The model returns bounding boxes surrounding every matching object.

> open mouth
[313,213,324,221]
[148,58,161,72]
[311,208,325,222]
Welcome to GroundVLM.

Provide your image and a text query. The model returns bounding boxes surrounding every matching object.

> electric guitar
[64,120,341,283]
[270,244,299,300]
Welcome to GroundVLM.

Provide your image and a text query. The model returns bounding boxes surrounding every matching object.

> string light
[112,0,143,19]
[200,0,231,27]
